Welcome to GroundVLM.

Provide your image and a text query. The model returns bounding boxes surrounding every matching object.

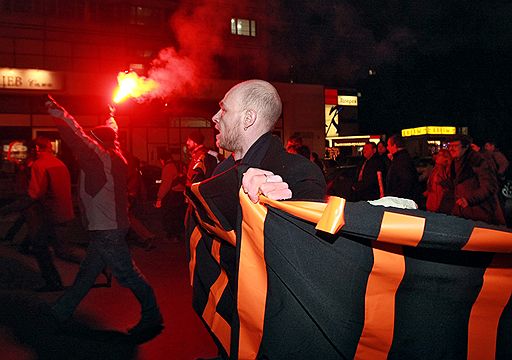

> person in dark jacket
[377,140,391,171]
[186,79,326,358]
[46,98,163,339]
[449,135,505,225]
[385,134,420,202]
[352,142,385,201]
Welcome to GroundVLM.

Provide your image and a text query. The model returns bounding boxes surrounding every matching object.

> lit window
[130,6,153,25]
[230,18,256,37]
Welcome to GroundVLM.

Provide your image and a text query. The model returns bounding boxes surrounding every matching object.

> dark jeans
[162,191,186,237]
[52,228,160,321]
[28,204,63,287]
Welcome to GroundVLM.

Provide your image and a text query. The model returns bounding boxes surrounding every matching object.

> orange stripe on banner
[316,196,346,234]
[211,239,221,264]
[188,226,202,286]
[202,268,231,357]
[190,183,237,245]
[377,212,425,247]
[467,254,512,360]
[354,243,405,360]
[260,197,328,225]
[238,190,269,359]
[463,227,512,253]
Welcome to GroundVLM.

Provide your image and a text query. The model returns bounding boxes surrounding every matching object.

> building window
[130,6,155,25]
[230,18,256,37]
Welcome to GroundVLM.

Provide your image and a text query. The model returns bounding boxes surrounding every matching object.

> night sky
[275,0,512,152]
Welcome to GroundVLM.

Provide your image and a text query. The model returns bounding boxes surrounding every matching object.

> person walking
[0,136,75,291]
[45,98,163,339]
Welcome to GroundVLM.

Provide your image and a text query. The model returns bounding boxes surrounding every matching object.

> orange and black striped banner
[188,184,512,359]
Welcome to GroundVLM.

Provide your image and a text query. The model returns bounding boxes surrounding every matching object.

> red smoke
[133,0,231,101]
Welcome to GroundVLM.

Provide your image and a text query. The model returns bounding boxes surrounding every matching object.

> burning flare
[112,71,158,103]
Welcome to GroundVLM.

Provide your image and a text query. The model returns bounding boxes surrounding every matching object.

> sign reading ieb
[0,68,64,90]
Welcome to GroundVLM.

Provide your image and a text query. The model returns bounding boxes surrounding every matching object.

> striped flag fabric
[187,181,512,359]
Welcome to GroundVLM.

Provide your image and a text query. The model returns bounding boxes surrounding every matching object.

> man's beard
[219,124,242,153]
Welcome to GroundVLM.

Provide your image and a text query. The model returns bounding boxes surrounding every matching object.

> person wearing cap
[185,130,218,187]
[45,99,163,339]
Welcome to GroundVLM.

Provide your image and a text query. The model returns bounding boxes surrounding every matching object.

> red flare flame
[112,71,158,104]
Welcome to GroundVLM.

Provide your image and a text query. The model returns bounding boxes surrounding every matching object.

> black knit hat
[90,126,117,147]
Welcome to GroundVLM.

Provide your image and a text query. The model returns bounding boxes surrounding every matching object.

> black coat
[450,149,505,225]
[210,132,326,226]
[352,154,385,201]
[185,133,326,358]
[385,149,419,201]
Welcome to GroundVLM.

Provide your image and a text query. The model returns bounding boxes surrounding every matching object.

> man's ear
[243,109,257,130]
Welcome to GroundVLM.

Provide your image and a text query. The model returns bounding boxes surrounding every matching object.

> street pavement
[0,209,218,360]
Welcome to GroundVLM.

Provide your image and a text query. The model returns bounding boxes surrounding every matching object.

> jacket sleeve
[49,108,108,172]
[493,151,509,176]
[466,153,498,206]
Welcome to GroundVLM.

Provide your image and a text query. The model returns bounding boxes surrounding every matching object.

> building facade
[0,0,336,185]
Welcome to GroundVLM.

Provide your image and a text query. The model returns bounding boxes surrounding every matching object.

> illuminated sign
[337,95,358,106]
[325,105,339,137]
[402,126,456,137]
[0,68,64,90]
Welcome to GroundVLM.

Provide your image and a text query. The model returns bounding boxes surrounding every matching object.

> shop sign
[337,95,358,106]
[402,126,456,137]
[0,67,64,90]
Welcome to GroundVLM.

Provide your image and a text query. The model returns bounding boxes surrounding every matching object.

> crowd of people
[312,133,509,227]
[0,78,510,353]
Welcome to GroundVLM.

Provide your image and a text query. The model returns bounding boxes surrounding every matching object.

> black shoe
[18,243,34,255]
[35,283,64,292]
[144,238,156,251]
[128,314,164,343]
[54,251,82,264]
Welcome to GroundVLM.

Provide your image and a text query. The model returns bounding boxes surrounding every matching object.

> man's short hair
[238,80,282,129]
[365,141,377,150]
[388,134,405,148]
[34,136,53,151]
[187,130,204,145]
[450,134,472,148]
